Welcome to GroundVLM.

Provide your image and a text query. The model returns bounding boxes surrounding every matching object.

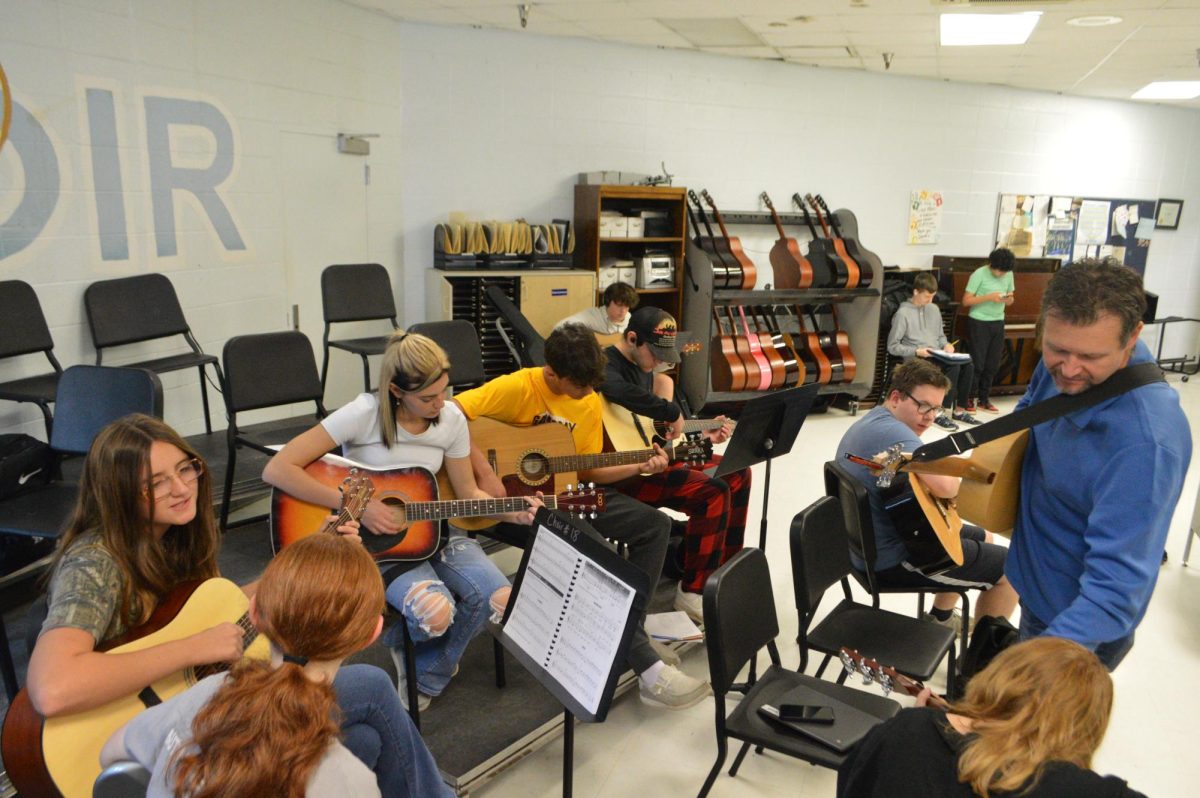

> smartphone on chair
[777,704,835,724]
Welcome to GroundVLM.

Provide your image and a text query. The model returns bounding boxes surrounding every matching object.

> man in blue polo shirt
[1010,258,1190,670]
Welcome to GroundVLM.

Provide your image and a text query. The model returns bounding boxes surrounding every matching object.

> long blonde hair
[952,637,1113,796]
[52,414,219,629]
[376,331,450,446]
[172,535,385,798]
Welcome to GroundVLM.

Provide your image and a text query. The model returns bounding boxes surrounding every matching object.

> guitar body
[737,307,773,390]
[955,431,1029,536]
[816,196,875,286]
[710,310,747,392]
[831,238,861,289]
[809,239,849,288]
[756,330,788,388]
[881,475,964,575]
[601,399,660,451]
[768,237,813,289]
[469,416,579,497]
[271,458,442,562]
[724,308,760,390]
[724,237,756,290]
[3,579,268,798]
[793,327,832,384]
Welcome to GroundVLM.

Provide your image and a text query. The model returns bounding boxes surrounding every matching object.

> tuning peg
[587,481,595,490]
[589,511,597,519]
[564,482,574,492]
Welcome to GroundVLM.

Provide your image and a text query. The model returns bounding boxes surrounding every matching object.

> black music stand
[713,383,820,550]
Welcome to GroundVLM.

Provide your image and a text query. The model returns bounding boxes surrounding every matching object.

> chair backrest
[484,284,545,367]
[320,263,397,324]
[0,281,56,359]
[703,548,780,695]
[93,760,151,798]
[222,331,325,415]
[51,366,164,455]
[790,497,854,626]
[84,273,192,349]
[824,461,881,594]
[407,320,486,388]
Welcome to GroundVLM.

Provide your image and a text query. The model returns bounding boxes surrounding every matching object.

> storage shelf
[704,383,866,403]
[713,287,879,304]
[599,236,683,244]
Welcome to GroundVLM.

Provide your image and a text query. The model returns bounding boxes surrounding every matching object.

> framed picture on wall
[1155,199,1183,230]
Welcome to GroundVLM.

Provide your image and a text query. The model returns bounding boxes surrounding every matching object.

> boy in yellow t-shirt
[453,323,711,710]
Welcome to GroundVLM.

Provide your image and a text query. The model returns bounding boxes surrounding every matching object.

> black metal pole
[563,708,574,798]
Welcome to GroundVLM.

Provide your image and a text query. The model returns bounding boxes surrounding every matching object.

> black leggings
[967,318,1005,403]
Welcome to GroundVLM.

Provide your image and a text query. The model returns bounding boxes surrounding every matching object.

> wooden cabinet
[573,184,686,321]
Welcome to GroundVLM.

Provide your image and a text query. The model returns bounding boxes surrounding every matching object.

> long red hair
[171,535,384,797]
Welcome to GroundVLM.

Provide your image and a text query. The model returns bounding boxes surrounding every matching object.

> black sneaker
[952,411,981,425]
[934,416,959,431]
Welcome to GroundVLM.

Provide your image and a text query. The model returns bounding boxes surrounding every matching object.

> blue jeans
[333,664,452,798]
[1018,603,1135,671]
[384,535,509,696]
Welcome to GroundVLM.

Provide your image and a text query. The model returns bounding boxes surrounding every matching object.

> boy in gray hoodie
[887,272,979,429]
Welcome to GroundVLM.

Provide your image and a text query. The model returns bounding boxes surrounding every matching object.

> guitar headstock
[839,647,938,704]
[664,432,713,466]
[845,444,906,488]
[680,340,702,356]
[759,191,774,211]
[317,468,376,536]
[557,483,605,519]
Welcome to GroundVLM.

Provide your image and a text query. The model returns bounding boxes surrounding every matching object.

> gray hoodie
[887,300,947,358]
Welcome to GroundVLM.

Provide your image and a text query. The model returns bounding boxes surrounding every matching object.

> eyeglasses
[902,391,947,419]
[144,458,204,499]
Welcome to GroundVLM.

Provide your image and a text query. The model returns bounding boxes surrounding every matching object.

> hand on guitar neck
[840,647,951,711]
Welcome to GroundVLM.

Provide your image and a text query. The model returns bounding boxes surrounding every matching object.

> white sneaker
[389,647,432,712]
[673,583,704,624]
[639,664,711,710]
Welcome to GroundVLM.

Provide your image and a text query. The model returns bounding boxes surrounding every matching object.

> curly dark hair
[544,323,607,388]
[988,247,1015,272]
[890,358,950,397]
[602,281,639,309]
[1042,257,1146,344]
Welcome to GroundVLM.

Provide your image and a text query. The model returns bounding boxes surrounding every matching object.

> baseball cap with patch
[628,306,681,364]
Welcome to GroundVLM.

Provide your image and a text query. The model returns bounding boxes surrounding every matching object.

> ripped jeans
[383,534,510,696]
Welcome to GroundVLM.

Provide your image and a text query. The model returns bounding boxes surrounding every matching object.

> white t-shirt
[555,305,629,335]
[321,393,470,472]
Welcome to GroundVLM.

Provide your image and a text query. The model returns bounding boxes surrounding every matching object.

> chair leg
[320,344,331,394]
[493,637,506,689]
[198,365,213,434]
[360,354,372,392]
[958,593,971,670]
[696,737,728,798]
[918,593,926,616]
[219,439,237,533]
[36,400,53,440]
[401,621,421,730]
[814,652,832,678]
[0,617,20,702]
[728,740,752,776]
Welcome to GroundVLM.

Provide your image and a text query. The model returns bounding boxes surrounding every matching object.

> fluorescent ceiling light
[1066,16,1122,28]
[940,12,1041,46]
[1131,81,1200,100]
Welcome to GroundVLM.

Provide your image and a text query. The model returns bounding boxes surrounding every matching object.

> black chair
[0,365,162,699]
[219,332,327,531]
[483,284,544,367]
[93,760,151,797]
[320,263,399,393]
[698,548,900,798]
[84,273,223,434]
[406,320,486,390]
[823,461,971,665]
[0,280,64,438]
[791,497,958,694]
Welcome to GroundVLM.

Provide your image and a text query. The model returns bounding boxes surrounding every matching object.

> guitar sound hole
[518,452,552,487]
[361,498,408,554]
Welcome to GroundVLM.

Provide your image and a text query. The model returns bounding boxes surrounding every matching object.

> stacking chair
[0,365,162,699]
[483,284,545,367]
[823,461,971,664]
[0,280,64,437]
[791,497,958,695]
[320,263,399,393]
[406,320,486,390]
[84,273,223,434]
[219,331,327,531]
[93,761,151,798]
[698,548,899,798]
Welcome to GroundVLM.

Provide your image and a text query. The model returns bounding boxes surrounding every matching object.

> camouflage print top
[41,532,140,646]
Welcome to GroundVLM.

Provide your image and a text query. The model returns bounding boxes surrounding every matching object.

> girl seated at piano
[101,533,451,797]
[263,331,539,711]
[24,414,435,796]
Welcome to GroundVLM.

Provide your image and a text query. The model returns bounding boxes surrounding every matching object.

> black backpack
[0,433,55,501]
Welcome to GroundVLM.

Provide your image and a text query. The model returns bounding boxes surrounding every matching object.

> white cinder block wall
[3,2,1198,439]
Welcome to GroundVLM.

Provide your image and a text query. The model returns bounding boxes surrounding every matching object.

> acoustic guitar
[764,306,810,387]
[601,397,735,451]
[760,191,813,289]
[701,190,757,290]
[792,193,842,288]
[710,307,746,392]
[468,416,712,498]
[737,305,776,390]
[754,306,801,388]
[271,455,605,555]
[794,307,834,384]
[687,190,736,289]
[724,305,761,390]
[839,648,951,711]
[815,194,874,287]
[818,304,858,384]
[806,193,860,289]
[2,579,270,798]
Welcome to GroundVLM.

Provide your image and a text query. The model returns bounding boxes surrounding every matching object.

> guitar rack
[680,207,882,417]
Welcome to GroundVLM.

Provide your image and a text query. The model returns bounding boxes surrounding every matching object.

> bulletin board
[994,193,1156,276]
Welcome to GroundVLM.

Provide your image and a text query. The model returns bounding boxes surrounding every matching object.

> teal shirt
[964,266,1014,321]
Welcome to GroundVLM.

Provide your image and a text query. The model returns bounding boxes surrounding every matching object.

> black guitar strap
[910,361,1165,462]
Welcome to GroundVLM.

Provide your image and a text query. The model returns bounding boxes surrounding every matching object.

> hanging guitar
[724,305,761,390]
[792,306,833,384]
[840,648,951,711]
[791,193,842,288]
[687,190,736,289]
[815,194,874,286]
[737,305,776,390]
[701,189,757,289]
[764,306,811,386]
[710,307,746,392]
[760,191,813,289]
[754,306,801,388]
[813,304,858,384]
[806,193,861,289]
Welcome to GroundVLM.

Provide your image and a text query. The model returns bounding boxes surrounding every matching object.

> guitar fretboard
[545,446,666,472]
[405,495,561,522]
[193,612,257,680]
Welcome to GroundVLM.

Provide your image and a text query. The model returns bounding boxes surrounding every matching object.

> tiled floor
[474,377,1200,798]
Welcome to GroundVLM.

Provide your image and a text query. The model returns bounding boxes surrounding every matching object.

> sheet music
[503,524,635,715]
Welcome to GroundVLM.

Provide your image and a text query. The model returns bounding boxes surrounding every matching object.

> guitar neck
[194,612,257,680]
[405,494,559,522]
[548,447,660,472]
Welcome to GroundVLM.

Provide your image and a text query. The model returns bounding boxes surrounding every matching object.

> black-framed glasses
[902,391,947,418]
[144,458,204,499]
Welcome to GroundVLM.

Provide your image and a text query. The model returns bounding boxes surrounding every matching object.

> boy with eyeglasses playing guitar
[834,360,1017,635]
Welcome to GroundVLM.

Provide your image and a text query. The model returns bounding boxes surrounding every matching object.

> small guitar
[701,189,757,290]
[806,193,860,289]
[724,305,761,390]
[810,304,857,384]
[710,307,746,392]
[761,191,813,289]
[2,579,269,798]
[272,456,605,560]
[815,194,874,286]
[764,306,809,387]
[794,307,834,384]
[737,305,775,390]
[840,647,951,711]
[792,193,841,288]
[688,190,736,289]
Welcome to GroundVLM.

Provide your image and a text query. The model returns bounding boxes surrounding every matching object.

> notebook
[757,684,881,753]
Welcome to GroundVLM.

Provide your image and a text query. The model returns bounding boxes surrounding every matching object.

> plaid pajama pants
[612,455,752,594]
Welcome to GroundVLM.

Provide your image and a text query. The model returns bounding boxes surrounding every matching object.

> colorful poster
[908,190,943,244]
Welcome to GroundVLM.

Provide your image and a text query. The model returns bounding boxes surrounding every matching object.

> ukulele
[815,194,874,286]
[746,307,788,389]
[839,648,951,711]
[805,306,855,384]
[760,191,813,289]
[710,307,746,392]
[758,306,805,388]
[688,190,736,289]
[806,193,860,289]
[791,193,842,288]
[724,305,761,390]
[793,306,834,384]
[272,456,605,558]
[701,190,757,290]
[737,305,775,390]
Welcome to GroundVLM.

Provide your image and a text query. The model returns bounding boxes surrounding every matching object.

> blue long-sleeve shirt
[1008,340,1190,648]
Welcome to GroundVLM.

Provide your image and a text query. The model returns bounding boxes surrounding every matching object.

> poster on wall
[908,190,943,244]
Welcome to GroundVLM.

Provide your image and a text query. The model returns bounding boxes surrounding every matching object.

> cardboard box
[599,214,628,238]
[626,217,645,238]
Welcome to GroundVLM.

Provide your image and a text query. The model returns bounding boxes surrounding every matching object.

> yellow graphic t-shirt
[454,367,604,455]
